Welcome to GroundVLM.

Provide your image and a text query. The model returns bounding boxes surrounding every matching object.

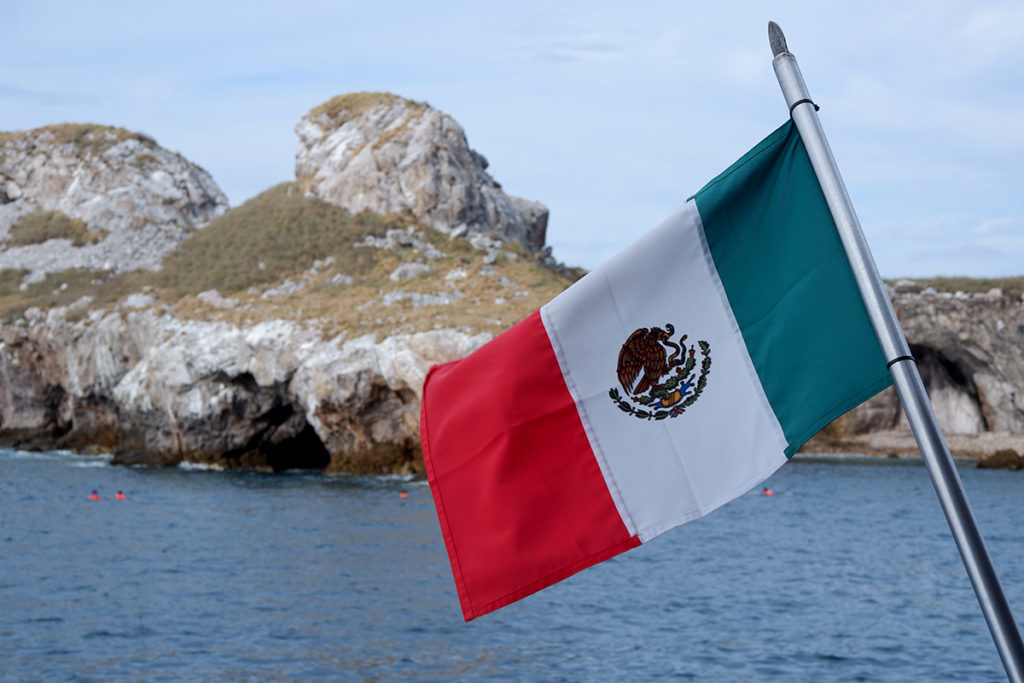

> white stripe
[691,198,790,474]
[542,201,788,543]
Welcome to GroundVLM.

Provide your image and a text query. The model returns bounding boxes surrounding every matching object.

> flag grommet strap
[788,98,820,116]
[887,355,915,369]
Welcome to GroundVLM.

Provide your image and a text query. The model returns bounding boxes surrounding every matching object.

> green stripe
[693,120,892,456]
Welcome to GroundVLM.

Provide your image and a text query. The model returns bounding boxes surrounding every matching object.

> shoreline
[791,451,981,468]
[801,429,1024,470]
[3,443,1021,474]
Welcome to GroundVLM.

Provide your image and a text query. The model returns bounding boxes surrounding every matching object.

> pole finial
[768,21,788,57]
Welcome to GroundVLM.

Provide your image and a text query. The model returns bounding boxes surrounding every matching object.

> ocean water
[1,449,1022,682]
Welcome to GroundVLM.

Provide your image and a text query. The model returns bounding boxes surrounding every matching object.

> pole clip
[886,355,915,370]
[788,98,820,118]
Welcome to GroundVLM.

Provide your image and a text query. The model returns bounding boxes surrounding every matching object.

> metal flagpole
[767,21,1024,682]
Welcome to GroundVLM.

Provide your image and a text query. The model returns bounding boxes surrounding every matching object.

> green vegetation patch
[0,180,580,338]
[0,267,157,321]
[0,269,28,297]
[7,210,108,247]
[0,268,105,320]
[153,182,409,297]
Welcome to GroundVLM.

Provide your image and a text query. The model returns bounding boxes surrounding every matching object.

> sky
[2,1,1023,277]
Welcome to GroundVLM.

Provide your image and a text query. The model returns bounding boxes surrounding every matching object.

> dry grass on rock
[0,123,156,156]
[168,193,575,339]
[307,92,426,128]
[0,181,579,340]
[7,210,108,248]
[888,276,1024,299]
[153,182,402,298]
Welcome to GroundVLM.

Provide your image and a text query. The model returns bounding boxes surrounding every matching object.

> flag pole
[768,21,1024,682]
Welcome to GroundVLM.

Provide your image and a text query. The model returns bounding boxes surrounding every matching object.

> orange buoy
[115,491,127,500]
[399,492,408,498]
[89,491,100,501]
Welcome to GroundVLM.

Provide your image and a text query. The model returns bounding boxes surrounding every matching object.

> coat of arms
[608,323,711,420]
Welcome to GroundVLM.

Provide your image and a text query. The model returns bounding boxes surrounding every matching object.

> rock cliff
[295,92,548,252]
[3,281,1018,472]
[0,97,1020,472]
[0,124,228,282]
[0,304,487,473]
[0,94,574,472]
[806,283,1024,462]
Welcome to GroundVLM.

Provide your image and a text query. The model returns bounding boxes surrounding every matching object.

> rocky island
[0,92,1020,472]
[807,279,1024,468]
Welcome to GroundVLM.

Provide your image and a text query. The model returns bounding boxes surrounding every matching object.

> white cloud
[2,0,1021,276]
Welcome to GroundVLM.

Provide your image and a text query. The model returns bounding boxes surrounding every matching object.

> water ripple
[0,452,1021,680]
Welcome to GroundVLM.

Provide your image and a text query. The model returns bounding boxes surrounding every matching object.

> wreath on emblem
[608,323,711,420]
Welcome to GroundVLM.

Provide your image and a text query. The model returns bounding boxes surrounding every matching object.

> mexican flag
[420,120,893,621]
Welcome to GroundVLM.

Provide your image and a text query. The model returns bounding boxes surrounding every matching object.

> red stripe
[421,310,639,621]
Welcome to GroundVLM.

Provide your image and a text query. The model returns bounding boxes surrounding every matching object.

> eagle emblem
[608,323,711,420]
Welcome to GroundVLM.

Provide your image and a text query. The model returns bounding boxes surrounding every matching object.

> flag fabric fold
[421,120,893,621]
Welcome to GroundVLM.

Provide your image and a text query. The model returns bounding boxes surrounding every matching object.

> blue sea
[1,448,1022,681]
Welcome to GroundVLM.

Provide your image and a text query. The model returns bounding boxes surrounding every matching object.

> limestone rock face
[294,93,548,251]
[0,125,228,281]
[810,288,1024,457]
[897,289,1024,434]
[0,284,1021,470]
[0,303,490,473]
[289,331,487,473]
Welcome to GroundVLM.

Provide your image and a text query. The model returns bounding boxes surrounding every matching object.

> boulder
[977,448,1023,470]
[294,92,547,251]
[0,124,228,282]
